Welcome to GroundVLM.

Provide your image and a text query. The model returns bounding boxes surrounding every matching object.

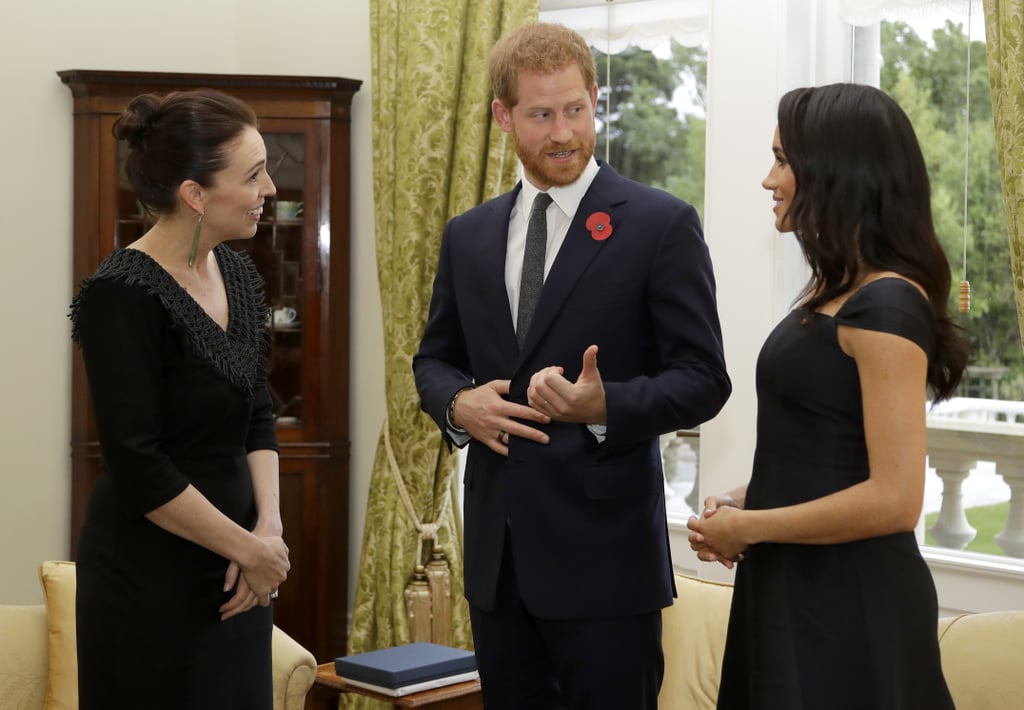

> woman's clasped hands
[219,524,290,620]
[687,494,747,569]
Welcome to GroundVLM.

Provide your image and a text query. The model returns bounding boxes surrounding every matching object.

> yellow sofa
[0,561,316,710]
[659,573,1024,710]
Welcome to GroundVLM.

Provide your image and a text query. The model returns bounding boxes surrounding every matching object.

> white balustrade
[994,460,1024,557]
[663,400,1024,558]
[926,447,977,550]
[662,429,700,516]
[680,430,701,511]
[929,396,1024,423]
[926,407,1024,558]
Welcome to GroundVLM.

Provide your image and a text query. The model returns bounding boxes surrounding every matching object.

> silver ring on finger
[269,591,279,600]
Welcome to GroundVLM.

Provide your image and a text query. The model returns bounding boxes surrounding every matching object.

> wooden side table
[306,662,484,710]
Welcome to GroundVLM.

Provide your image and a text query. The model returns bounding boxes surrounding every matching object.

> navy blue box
[334,643,477,688]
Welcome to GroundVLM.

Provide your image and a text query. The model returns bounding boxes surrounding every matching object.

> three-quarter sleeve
[246,384,279,453]
[75,279,191,517]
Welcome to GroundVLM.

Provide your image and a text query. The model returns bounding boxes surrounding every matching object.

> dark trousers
[468,532,664,710]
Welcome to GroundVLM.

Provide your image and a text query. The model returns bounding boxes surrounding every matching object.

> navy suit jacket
[414,163,730,619]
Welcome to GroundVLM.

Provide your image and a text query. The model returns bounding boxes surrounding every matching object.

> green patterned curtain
[984,0,1024,353]
[345,0,538,705]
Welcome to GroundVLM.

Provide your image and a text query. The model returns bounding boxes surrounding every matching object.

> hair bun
[112,94,161,149]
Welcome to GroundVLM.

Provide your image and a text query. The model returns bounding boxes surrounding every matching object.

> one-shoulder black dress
[71,245,278,710]
[717,278,955,709]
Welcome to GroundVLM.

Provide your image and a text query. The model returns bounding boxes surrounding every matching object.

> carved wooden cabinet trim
[60,69,361,661]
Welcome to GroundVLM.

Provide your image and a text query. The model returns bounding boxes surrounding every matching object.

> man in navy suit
[413,22,730,710]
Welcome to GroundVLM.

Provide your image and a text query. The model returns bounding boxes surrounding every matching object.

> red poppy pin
[585,211,613,241]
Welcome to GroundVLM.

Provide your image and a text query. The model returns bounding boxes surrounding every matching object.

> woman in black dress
[71,89,289,709]
[687,84,968,708]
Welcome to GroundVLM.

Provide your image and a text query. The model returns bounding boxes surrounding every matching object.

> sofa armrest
[272,624,317,710]
[938,610,1024,710]
[0,604,48,710]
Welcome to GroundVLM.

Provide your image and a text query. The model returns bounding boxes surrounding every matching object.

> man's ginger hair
[488,22,597,108]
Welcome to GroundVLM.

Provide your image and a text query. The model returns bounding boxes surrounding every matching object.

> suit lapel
[517,165,627,360]
[479,187,522,356]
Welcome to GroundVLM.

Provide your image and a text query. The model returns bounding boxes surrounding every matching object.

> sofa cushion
[38,560,77,710]
[659,574,734,710]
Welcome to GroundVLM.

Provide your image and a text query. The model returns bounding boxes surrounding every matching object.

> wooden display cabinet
[59,69,361,662]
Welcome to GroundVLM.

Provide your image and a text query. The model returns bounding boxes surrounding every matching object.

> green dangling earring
[188,213,203,268]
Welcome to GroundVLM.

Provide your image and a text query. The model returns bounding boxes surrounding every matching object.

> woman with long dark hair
[688,83,967,708]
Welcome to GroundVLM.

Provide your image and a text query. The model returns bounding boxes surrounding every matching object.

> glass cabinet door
[243,131,307,430]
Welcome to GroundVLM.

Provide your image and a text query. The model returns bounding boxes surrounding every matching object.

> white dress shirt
[505,157,600,328]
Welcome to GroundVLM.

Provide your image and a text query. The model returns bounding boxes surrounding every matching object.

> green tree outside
[883,20,1023,400]
[593,42,707,219]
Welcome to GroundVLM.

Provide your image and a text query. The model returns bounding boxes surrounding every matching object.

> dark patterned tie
[516,192,553,347]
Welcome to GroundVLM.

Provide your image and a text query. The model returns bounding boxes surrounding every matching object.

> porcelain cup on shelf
[273,306,298,326]
[275,200,303,220]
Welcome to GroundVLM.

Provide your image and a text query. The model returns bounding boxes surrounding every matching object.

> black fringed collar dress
[70,244,279,709]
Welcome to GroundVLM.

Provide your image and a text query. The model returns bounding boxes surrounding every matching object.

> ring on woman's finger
[269,591,279,600]
[496,430,506,444]
[543,399,549,407]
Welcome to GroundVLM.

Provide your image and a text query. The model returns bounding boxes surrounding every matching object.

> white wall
[0,0,384,615]
[684,0,783,582]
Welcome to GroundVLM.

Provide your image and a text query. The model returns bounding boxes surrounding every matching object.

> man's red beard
[513,128,596,188]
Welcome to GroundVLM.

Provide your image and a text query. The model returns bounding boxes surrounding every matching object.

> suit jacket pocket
[581,452,660,500]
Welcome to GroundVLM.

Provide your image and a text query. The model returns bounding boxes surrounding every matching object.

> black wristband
[446,387,471,433]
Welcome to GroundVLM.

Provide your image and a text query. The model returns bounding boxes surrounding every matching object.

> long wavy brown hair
[777,83,968,400]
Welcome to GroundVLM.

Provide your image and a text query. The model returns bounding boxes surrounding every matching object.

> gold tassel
[404,565,433,643]
[425,545,451,646]
[959,280,971,314]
